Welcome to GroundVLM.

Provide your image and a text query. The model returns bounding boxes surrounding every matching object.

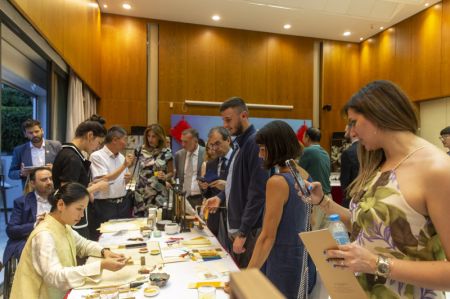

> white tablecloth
[67,221,239,299]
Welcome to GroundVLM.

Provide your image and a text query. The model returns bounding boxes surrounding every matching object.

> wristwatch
[375,255,392,278]
[236,231,246,238]
[101,247,110,258]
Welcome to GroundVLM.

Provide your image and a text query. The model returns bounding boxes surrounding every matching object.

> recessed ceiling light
[103,4,108,8]
[212,15,221,21]
[283,24,291,29]
[343,31,351,36]
[379,26,384,30]
[122,3,131,10]
[360,37,364,41]
[425,2,430,7]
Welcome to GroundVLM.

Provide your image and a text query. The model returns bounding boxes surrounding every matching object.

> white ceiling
[98,0,441,42]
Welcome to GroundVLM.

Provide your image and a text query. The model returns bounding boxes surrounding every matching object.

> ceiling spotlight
[360,37,364,41]
[212,15,221,21]
[122,3,131,10]
[103,4,108,8]
[343,31,351,36]
[283,24,291,29]
[425,2,430,7]
[379,26,384,30]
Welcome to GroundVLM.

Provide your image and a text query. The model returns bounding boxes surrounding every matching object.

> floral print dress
[350,154,445,299]
[134,147,172,214]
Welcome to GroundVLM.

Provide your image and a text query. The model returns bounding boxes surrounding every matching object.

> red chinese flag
[297,121,308,145]
[170,117,191,143]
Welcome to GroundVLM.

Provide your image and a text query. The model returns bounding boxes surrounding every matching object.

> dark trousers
[229,228,261,268]
[186,194,203,210]
[90,197,132,239]
[209,209,230,251]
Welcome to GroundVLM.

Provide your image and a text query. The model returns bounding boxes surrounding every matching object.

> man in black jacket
[340,124,359,208]
[205,97,269,267]
[199,127,233,249]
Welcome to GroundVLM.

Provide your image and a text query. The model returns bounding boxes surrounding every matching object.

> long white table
[67,219,239,299]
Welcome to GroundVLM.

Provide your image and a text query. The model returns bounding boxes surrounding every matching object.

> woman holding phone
[248,120,315,299]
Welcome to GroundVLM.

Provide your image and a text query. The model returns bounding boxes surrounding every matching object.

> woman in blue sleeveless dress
[248,120,315,299]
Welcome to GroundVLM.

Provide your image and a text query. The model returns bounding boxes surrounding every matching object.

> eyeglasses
[347,119,357,128]
[209,141,222,149]
[439,135,450,141]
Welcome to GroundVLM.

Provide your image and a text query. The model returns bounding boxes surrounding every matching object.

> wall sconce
[184,100,293,111]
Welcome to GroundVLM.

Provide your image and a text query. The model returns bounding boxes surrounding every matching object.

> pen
[117,242,147,249]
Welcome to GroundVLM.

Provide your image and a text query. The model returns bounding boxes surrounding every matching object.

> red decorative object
[297,121,308,145]
[170,117,191,143]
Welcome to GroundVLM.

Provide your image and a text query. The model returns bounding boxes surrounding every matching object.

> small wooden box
[230,269,286,299]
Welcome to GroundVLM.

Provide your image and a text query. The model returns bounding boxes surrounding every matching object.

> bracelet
[101,247,110,257]
[314,194,325,206]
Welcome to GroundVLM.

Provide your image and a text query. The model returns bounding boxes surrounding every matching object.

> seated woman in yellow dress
[10,182,127,299]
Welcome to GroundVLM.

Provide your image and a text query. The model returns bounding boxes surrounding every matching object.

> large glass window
[1,83,35,154]
[0,23,49,287]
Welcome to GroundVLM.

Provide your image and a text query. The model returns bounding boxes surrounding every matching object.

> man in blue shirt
[205,97,269,267]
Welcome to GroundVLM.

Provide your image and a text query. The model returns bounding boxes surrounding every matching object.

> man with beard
[205,97,269,267]
[3,167,54,265]
[9,119,61,188]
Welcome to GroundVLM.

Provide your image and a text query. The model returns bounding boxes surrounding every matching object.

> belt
[187,194,203,199]
[98,196,125,204]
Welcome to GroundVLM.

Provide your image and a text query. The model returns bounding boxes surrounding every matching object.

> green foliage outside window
[1,84,33,154]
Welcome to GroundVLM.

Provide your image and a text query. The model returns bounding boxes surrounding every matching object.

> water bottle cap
[328,214,340,222]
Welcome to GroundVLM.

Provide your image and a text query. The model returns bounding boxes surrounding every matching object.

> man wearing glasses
[439,126,450,156]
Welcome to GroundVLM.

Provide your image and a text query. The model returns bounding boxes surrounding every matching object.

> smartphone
[285,159,311,198]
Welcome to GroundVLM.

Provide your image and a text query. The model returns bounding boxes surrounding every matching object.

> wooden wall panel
[10,0,101,94]
[322,41,360,152]
[393,19,413,95]
[99,14,148,130]
[409,4,442,100]
[158,21,315,132]
[441,0,450,96]
[359,2,444,101]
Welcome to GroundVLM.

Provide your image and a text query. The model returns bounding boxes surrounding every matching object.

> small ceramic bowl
[143,285,160,297]
[156,220,172,231]
[164,223,179,235]
[149,273,170,287]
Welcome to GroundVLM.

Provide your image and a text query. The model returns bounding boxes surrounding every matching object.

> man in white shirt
[8,119,61,188]
[174,128,205,208]
[3,167,54,265]
[89,126,134,235]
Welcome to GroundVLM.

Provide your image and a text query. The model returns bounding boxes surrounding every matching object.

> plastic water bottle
[328,214,350,245]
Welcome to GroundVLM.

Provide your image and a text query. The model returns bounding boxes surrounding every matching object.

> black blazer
[340,141,359,203]
[203,157,229,200]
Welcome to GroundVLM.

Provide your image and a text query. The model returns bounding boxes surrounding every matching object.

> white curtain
[83,85,97,120]
[66,70,97,142]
